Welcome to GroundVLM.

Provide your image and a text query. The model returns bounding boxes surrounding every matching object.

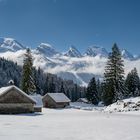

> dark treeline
[0,57,86,102]
[86,43,140,105]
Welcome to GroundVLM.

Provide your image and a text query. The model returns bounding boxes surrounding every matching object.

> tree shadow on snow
[15,112,43,117]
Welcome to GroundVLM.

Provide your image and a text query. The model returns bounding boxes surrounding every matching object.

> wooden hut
[0,85,36,114]
[42,93,71,108]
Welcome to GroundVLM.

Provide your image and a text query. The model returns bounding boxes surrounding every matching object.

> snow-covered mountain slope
[1,49,140,86]
[0,38,26,52]
[0,37,139,86]
[36,43,60,57]
[85,46,109,57]
[134,54,140,60]
[121,49,134,60]
[64,46,82,57]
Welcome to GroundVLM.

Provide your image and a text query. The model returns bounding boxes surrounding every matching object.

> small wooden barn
[0,85,36,114]
[42,93,71,108]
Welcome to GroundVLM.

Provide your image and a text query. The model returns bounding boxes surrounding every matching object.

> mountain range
[0,37,140,86]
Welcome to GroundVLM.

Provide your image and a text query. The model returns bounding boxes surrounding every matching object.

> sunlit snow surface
[0,108,140,140]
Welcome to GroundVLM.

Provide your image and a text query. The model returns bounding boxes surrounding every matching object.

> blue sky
[0,0,140,54]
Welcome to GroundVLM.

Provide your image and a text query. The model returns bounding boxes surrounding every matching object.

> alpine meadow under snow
[0,108,140,140]
[0,37,140,86]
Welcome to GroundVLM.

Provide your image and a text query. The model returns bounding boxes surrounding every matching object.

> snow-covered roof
[77,98,88,103]
[29,95,43,107]
[45,93,71,103]
[0,85,36,104]
[0,86,12,95]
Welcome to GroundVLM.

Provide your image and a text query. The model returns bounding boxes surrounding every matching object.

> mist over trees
[0,45,140,105]
[0,54,86,101]
[86,43,140,106]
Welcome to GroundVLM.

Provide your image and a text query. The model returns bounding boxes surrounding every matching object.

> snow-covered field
[70,102,104,111]
[105,97,140,113]
[0,108,140,140]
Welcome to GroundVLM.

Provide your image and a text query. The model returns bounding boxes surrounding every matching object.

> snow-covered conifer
[103,43,125,105]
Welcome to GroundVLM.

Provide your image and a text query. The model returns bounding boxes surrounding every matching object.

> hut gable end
[0,86,35,104]
[45,93,71,103]
[42,93,71,108]
[0,86,37,114]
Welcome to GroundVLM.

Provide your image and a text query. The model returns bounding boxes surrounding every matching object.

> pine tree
[49,77,56,93]
[103,43,125,105]
[102,82,114,105]
[66,89,70,98]
[43,76,49,95]
[125,68,140,97]
[71,88,75,102]
[33,67,42,95]
[96,79,102,101]
[86,77,99,105]
[21,48,36,94]
[74,84,78,101]
[60,81,65,93]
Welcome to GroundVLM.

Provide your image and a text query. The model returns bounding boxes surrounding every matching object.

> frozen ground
[71,97,140,113]
[105,97,140,112]
[70,102,104,111]
[0,108,140,140]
